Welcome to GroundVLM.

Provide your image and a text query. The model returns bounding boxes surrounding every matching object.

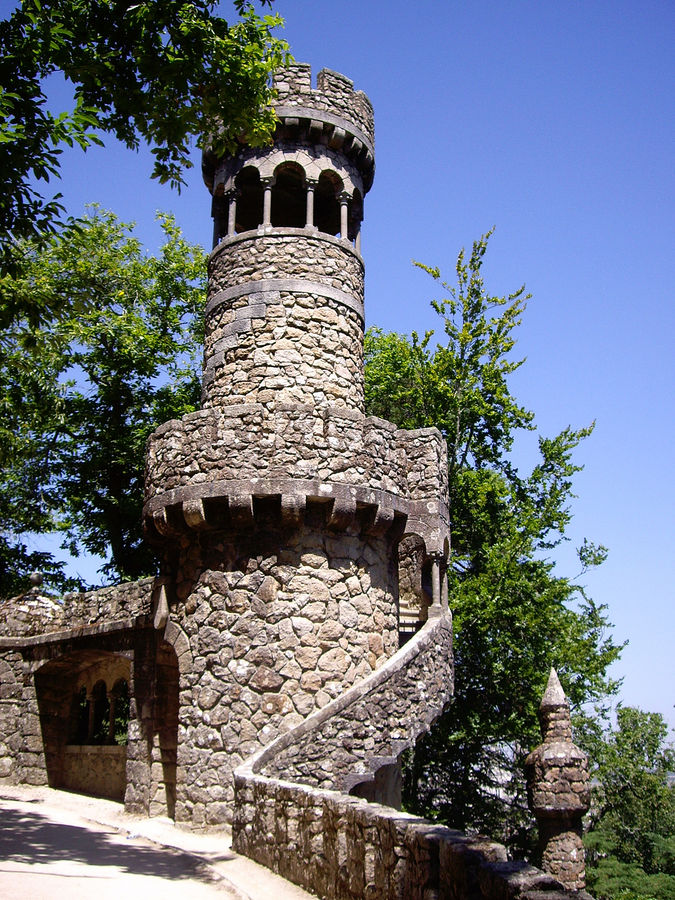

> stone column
[525,669,590,891]
[262,178,274,227]
[339,192,349,239]
[431,555,441,609]
[107,691,116,744]
[227,191,237,236]
[305,179,316,228]
[211,195,227,246]
[86,692,95,743]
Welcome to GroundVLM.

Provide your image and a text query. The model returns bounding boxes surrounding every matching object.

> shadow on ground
[0,803,221,885]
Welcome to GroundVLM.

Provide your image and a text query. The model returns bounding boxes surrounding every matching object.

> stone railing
[233,613,592,899]
[251,610,453,794]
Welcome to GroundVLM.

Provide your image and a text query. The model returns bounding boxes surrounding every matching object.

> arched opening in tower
[271,162,306,228]
[397,534,433,646]
[349,188,363,243]
[235,166,264,232]
[315,171,342,236]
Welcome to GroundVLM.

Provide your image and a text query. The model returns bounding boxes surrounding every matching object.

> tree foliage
[364,233,623,848]
[0,0,288,267]
[584,707,675,900]
[0,207,206,595]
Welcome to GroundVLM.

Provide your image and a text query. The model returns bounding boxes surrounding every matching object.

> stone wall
[203,232,365,410]
[62,745,126,801]
[0,653,30,783]
[168,523,399,826]
[234,780,591,900]
[145,407,448,512]
[0,578,154,638]
[232,616,590,900]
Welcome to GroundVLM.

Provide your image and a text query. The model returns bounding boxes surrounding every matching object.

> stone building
[0,62,451,824]
[0,64,590,898]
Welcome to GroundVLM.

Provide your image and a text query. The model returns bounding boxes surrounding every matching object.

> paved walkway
[0,785,316,900]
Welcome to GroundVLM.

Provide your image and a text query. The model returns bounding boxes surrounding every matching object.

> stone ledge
[143,477,449,553]
[0,616,152,649]
[204,278,364,321]
[209,227,365,267]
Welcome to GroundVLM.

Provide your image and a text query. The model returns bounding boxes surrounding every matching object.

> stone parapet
[0,578,154,638]
[203,64,375,195]
[252,611,454,794]
[144,405,449,551]
[234,780,592,900]
[145,405,447,501]
[62,745,126,801]
[273,64,374,147]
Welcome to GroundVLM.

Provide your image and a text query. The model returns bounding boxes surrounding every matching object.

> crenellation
[272,63,375,146]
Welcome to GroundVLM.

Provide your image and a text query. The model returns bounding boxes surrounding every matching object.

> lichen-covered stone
[525,669,591,891]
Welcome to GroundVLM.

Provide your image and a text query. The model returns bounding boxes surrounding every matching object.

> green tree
[0,0,288,278]
[0,207,206,595]
[584,708,675,900]
[364,233,622,849]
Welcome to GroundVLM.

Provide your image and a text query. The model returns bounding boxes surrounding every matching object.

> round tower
[143,64,450,826]
[200,64,374,413]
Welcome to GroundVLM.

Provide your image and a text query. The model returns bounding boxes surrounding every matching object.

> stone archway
[34,650,131,801]
[397,533,433,644]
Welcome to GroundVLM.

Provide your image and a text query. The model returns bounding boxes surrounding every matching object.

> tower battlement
[272,63,375,149]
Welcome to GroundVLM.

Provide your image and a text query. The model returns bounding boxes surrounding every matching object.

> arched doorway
[35,651,131,801]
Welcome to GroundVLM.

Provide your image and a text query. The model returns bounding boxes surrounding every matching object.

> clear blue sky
[22,1,675,730]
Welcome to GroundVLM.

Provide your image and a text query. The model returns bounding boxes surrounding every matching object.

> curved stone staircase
[238,608,453,796]
[233,610,588,900]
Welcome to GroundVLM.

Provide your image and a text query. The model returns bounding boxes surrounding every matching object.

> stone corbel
[368,503,394,536]
[183,498,209,530]
[328,496,356,531]
[229,493,254,529]
[152,507,175,536]
[281,493,305,529]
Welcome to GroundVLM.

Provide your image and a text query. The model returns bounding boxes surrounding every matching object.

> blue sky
[18,1,674,730]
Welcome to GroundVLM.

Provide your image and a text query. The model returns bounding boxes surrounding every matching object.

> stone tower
[142,64,451,826]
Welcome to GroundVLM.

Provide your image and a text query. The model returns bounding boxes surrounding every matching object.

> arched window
[235,166,264,233]
[315,171,342,236]
[69,685,89,745]
[110,678,130,746]
[349,188,363,243]
[271,162,306,228]
[91,680,109,745]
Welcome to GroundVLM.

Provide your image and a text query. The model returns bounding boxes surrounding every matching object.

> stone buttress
[143,63,451,826]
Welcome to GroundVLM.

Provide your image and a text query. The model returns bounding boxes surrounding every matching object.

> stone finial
[525,669,591,891]
[539,668,573,742]
[29,571,44,590]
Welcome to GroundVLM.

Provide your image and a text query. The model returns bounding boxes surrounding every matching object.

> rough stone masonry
[0,62,591,898]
